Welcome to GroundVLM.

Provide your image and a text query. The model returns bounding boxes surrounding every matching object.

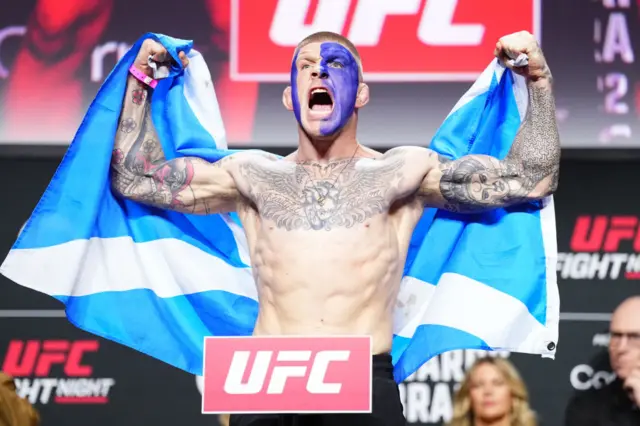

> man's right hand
[624,367,640,406]
[134,39,189,78]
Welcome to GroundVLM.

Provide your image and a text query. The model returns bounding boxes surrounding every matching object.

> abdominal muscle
[242,210,415,355]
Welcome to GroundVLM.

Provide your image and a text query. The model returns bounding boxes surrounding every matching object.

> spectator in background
[0,372,40,426]
[448,356,537,426]
[564,296,640,426]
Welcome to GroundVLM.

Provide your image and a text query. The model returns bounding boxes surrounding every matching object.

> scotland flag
[0,33,558,383]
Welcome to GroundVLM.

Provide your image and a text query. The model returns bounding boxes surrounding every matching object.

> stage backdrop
[0,0,639,148]
[0,154,638,426]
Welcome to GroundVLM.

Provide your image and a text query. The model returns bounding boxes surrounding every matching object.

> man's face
[608,299,640,380]
[289,41,360,138]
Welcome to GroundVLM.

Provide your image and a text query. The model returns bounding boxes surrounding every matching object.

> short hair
[293,31,364,81]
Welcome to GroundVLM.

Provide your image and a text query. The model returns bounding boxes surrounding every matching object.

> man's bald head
[293,31,364,81]
[612,296,640,325]
[609,296,640,379]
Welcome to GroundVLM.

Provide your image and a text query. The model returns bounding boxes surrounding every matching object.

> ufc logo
[231,0,539,81]
[2,340,98,377]
[202,336,371,414]
[224,350,349,395]
[570,215,640,252]
[269,0,485,47]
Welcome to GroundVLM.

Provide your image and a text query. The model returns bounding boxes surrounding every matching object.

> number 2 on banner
[603,73,629,115]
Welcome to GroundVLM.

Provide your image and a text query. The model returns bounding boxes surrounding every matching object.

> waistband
[371,352,394,379]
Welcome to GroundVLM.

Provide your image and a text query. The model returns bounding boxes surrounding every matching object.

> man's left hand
[624,367,640,406]
[134,39,189,78]
[494,31,551,82]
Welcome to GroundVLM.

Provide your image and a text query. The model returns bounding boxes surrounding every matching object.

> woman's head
[449,357,536,426]
[0,372,40,426]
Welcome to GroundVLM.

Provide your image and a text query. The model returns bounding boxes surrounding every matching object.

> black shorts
[228,353,406,426]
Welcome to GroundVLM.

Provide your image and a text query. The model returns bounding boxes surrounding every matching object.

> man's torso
[234,150,424,354]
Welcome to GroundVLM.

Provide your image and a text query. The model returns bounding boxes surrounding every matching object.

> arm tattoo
[438,78,560,213]
[110,76,199,212]
[239,157,404,231]
[131,88,147,105]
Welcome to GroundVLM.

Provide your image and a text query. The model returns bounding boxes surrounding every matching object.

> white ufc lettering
[268,0,485,47]
[306,350,350,393]
[267,350,311,394]
[223,350,350,395]
[418,0,485,46]
[348,0,422,46]
[269,0,352,46]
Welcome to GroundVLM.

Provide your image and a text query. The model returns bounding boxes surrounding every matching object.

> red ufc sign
[202,336,372,414]
[2,340,98,377]
[570,215,640,252]
[230,0,540,82]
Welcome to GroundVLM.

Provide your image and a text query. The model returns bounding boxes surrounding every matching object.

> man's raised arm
[388,31,560,213]
[110,39,244,215]
[427,77,559,213]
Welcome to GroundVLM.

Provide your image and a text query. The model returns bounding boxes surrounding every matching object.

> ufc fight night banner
[0,318,219,426]
[1,156,638,425]
[0,0,639,148]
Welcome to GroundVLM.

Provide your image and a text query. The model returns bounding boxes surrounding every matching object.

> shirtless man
[110,31,560,425]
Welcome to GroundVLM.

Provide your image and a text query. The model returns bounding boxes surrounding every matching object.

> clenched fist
[134,38,189,78]
[494,31,551,82]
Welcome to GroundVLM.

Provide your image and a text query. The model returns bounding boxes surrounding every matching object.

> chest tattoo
[239,158,404,231]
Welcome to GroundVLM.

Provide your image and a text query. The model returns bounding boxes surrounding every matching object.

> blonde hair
[293,31,364,81]
[448,357,537,426]
[0,372,40,426]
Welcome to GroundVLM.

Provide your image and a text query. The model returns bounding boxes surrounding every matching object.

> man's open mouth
[308,87,334,112]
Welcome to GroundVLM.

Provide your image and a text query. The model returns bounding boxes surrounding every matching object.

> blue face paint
[290,42,360,136]
[318,42,359,136]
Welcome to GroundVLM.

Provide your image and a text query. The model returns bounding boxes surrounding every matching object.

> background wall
[0,155,637,426]
[0,0,639,424]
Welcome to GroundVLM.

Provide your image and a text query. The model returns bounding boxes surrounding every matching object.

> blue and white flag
[0,34,558,383]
